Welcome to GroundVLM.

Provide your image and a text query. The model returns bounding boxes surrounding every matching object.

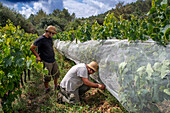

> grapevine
[0,21,47,112]
[55,0,169,45]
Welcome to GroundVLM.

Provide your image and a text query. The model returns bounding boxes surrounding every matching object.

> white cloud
[19,5,35,18]
[33,2,43,11]
[63,0,138,18]
[32,1,48,15]
[13,4,19,10]
[1,0,137,18]
[83,0,118,8]
[35,1,51,14]
[124,0,137,4]
[41,0,63,14]
[2,1,14,9]
[7,0,63,18]
[64,0,100,18]
[64,0,120,18]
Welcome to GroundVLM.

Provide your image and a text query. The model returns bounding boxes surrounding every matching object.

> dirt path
[15,73,126,113]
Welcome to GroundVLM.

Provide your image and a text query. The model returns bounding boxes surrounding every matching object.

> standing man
[58,61,105,104]
[30,25,60,93]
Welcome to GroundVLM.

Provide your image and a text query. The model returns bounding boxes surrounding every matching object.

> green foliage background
[0,0,169,112]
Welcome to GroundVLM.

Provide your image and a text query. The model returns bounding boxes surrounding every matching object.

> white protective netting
[54,39,170,113]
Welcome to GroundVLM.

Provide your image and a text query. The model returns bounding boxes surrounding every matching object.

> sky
[0,0,137,18]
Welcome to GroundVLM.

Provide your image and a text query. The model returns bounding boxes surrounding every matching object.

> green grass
[12,49,128,113]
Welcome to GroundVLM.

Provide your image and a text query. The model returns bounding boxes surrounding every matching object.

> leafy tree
[29,8,76,34]
[87,0,153,25]
[62,9,71,21]
[37,17,62,35]
[52,9,61,17]
[0,3,16,26]
[28,14,35,25]
[65,19,81,31]
[0,3,37,33]
[31,9,47,25]
[71,13,76,21]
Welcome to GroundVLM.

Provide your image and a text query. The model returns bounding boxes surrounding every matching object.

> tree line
[0,0,165,35]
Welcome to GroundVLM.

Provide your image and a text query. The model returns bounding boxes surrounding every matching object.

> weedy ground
[12,50,128,113]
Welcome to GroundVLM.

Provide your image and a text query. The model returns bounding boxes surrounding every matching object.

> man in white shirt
[58,61,105,104]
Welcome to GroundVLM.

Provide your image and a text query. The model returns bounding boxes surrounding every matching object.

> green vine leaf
[161,60,170,79]
[137,66,146,76]
[146,63,154,77]
[164,88,170,95]
[153,62,161,71]
[119,62,127,72]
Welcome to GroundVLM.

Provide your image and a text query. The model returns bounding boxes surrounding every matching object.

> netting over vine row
[54,39,170,113]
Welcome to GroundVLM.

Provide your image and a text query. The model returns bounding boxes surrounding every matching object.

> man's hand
[37,56,41,61]
[98,84,105,90]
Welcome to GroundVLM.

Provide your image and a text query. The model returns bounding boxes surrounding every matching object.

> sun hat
[87,61,99,72]
[44,25,57,34]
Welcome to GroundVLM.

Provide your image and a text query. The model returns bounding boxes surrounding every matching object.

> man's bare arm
[30,44,41,61]
[81,77,105,90]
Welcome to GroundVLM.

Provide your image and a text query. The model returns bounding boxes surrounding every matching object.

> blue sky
[1,0,137,18]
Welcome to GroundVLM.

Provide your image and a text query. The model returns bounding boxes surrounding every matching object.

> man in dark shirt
[30,25,60,93]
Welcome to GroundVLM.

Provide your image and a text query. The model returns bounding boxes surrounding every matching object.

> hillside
[0,0,154,34]
[85,0,153,25]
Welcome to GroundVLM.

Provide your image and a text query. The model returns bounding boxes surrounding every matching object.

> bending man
[58,61,105,104]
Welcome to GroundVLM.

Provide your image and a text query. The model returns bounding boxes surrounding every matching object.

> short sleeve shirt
[60,63,88,92]
[33,35,55,63]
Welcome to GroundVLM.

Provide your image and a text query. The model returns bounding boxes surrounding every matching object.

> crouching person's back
[57,61,105,104]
